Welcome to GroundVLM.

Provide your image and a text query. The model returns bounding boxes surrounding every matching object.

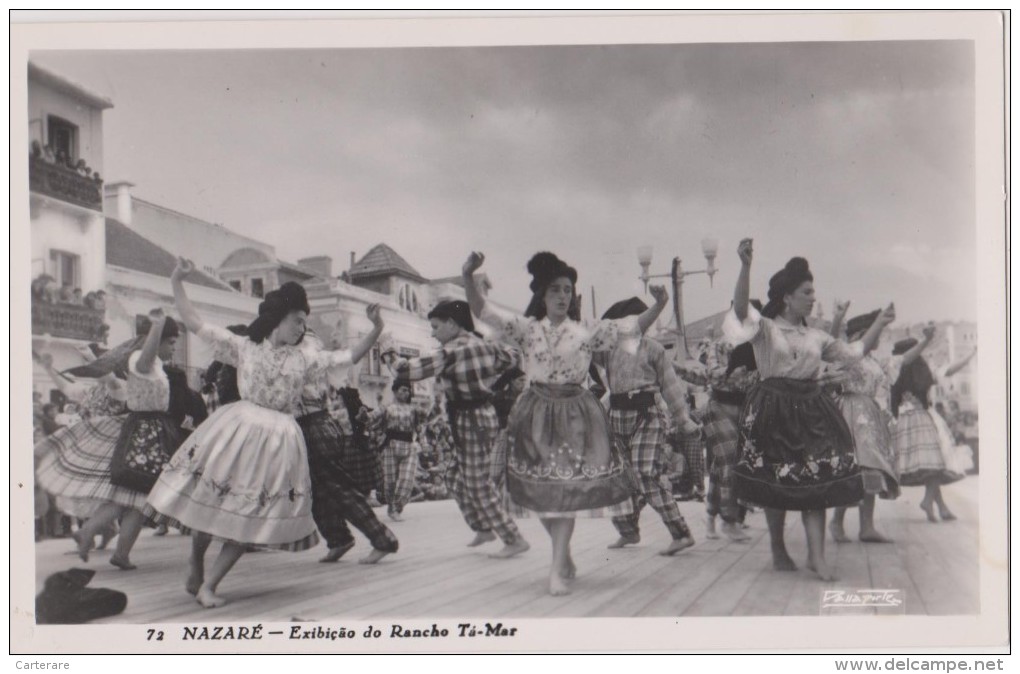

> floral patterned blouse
[480,304,638,385]
[674,339,760,395]
[198,324,354,414]
[722,306,864,380]
[842,352,903,416]
[78,379,129,417]
[127,351,170,412]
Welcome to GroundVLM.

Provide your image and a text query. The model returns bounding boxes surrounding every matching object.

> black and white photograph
[10,10,1008,657]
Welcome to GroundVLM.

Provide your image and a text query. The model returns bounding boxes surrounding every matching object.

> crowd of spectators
[30,140,103,184]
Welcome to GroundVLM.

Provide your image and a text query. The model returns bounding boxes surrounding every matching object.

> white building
[28,63,113,393]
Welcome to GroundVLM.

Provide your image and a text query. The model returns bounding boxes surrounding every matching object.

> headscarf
[428,300,479,336]
[523,252,580,321]
[136,315,180,341]
[601,297,648,321]
[247,282,310,343]
[761,257,813,320]
[845,310,881,338]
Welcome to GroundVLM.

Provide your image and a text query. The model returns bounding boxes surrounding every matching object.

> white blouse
[723,306,864,380]
[480,303,638,385]
[126,351,170,412]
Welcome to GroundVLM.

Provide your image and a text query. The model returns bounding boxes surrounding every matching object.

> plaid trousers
[298,413,399,552]
[382,439,418,514]
[444,406,522,544]
[672,431,707,497]
[702,400,745,523]
[610,409,691,540]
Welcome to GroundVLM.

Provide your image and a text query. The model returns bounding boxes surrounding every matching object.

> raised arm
[171,258,205,334]
[637,285,670,335]
[350,304,384,365]
[901,325,935,366]
[134,308,167,375]
[945,344,977,378]
[733,238,753,321]
[829,299,850,339]
[857,303,896,355]
[461,251,486,318]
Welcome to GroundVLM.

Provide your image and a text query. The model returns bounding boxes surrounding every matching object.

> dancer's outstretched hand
[649,284,669,306]
[366,303,383,327]
[172,257,195,281]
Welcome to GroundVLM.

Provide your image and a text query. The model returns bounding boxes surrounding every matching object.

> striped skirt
[893,407,965,487]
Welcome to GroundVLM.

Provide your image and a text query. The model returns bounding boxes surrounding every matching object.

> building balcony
[32,302,107,342]
[29,156,103,212]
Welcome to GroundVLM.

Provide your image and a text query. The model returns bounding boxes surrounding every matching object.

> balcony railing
[29,156,103,211]
[32,302,107,342]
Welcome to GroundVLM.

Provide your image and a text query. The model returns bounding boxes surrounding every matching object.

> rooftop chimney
[104,181,135,226]
[297,255,333,278]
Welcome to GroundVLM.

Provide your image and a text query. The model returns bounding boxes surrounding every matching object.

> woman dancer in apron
[726,239,893,580]
[463,251,667,596]
[145,259,383,608]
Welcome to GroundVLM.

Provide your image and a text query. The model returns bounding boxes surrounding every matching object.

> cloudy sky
[30,39,976,325]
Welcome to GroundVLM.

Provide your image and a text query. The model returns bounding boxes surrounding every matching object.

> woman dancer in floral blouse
[826,306,904,543]
[145,259,382,608]
[463,251,665,596]
[726,239,893,580]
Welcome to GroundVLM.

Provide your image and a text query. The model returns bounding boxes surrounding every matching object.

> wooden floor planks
[32,476,981,621]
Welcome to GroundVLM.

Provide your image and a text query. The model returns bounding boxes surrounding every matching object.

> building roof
[28,62,114,110]
[349,244,426,283]
[278,260,320,280]
[105,218,232,291]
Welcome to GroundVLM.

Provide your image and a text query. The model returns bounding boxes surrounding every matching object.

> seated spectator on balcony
[58,284,74,303]
[92,291,107,311]
[55,149,69,168]
[83,292,97,309]
[42,144,56,164]
[74,159,91,177]
[71,288,84,306]
[92,172,102,184]
[32,275,57,304]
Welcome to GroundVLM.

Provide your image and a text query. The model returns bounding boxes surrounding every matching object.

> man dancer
[296,325,399,563]
[382,299,529,558]
[597,294,700,556]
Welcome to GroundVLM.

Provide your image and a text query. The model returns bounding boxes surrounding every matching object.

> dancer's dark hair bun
[526,251,577,294]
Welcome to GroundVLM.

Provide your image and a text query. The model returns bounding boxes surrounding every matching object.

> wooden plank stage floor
[33,476,980,622]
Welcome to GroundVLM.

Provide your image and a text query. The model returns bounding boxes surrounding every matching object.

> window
[367,345,382,376]
[47,116,78,161]
[250,278,264,298]
[49,250,80,288]
[229,280,242,292]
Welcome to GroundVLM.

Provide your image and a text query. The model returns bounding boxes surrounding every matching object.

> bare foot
[359,548,392,565]
[186,568,203,596]
[388,511,403,522]
[319,542,355,563]
[938,508,957,521]
[660,536,696,557]
[772,548,798,571]
[830,521,851,543]
[97,528,116,550]
[859,530,893,543]
[559,556,577,580]
[705,514,719,539]
[153,523,168,537]
[806,557,838,582]
[548,574,572,596]
[196,586,227,608]
[919,500,938,523]
[607,534,640,549]
[489,538,530,559]
[721,521,750,542]
[71,531,92,562]
[467,531,497,547]
[110,555,137,571]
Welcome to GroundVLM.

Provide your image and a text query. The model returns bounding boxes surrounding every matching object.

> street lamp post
[637,238,719,359]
